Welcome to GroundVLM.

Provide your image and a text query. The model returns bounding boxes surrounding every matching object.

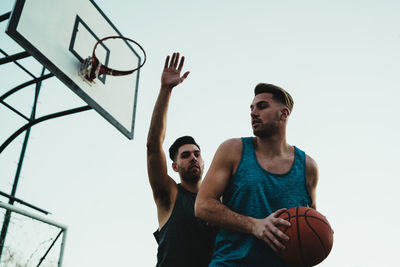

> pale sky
[1,0,400,266]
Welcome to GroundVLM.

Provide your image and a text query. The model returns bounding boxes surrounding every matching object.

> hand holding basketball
[252,208,291,253]
[161,52,190,89]
[277,206,334,266]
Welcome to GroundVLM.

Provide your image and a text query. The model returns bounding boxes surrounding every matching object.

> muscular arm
[305,154,319,209]
[146,87,175,206]
[146,53,190,214]
[195,139,253,231]
[195,139,291,252]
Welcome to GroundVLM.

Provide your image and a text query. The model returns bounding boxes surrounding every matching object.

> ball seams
[304,209,329,258]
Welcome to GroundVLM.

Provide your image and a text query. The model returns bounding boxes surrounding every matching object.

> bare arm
[146,53,190,210]
[195,139,291,252]
[305,154,319,209]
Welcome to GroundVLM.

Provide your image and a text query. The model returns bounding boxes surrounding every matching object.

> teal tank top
[209,137,312,267]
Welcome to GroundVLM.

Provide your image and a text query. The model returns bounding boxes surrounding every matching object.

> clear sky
[1,0,400,266]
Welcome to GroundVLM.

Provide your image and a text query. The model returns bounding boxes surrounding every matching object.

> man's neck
[180,180,201,193]
[253,134,291,158]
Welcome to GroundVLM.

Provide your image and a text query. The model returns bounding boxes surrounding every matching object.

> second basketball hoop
[79,36,146,83]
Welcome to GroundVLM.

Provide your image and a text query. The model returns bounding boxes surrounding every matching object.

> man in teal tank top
[195,83,319,266]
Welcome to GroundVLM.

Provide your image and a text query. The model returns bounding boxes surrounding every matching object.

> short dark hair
[169,136,200,161]
[254,83,294,112]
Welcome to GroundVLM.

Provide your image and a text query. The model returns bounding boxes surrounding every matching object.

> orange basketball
[278,206,334,267]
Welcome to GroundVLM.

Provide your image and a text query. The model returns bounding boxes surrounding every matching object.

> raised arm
[146,53,190,210]
[195,138,291,253]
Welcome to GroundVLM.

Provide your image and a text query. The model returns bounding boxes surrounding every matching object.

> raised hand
[161,52,190,90]
[252,208,291,253]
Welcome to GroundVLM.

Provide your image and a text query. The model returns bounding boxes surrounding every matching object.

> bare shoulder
[305,154,318,182]
[210,138,243,174]
[217,138,243,161]
[305,154,318,169]
[219,138,243,152]
[198,138,243,200]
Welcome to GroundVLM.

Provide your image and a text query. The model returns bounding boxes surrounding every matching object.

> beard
[179,165,203,184]
[253,114,280,138]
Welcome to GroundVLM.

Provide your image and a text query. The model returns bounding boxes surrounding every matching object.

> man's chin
[182,174,201,184]
[253,130,265,137]
[253,129,277,138]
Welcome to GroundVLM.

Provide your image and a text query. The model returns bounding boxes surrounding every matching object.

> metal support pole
[0,48,36,79]
[0,67,45,261]
[0,190,50,215]
[0,12,11,22]
[0,105,92,154]
[0,73,54,102]
[1,15,83,263]
[0,51,31,65]
[0,71,89,265]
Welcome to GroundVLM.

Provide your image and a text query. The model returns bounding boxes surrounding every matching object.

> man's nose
[251,109,258,118]
[190,154,197,162]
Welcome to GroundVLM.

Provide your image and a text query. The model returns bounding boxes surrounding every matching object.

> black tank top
[153,184,217,267]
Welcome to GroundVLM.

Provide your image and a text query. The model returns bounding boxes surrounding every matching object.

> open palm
[161,53,190,89]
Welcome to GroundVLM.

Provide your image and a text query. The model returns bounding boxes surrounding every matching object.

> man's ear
[172,162,178,172]
[281,107,290,120]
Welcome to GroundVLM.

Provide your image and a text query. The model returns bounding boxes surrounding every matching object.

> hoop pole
[9,66,45,202]
[0,99,31,121]
[0,48,36,79]
[0,73,54,101]
[0,190,50,215]
[0,12,11,22]
[0,51,31,65]
[0,105,92,155]
[0,66,46,262]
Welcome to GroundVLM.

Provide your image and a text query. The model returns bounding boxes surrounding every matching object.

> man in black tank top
[147,53,217,266]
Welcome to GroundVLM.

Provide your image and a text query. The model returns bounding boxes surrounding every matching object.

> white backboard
[6,0,142,139]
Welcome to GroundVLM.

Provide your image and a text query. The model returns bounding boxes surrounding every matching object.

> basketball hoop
[79,36,146,83]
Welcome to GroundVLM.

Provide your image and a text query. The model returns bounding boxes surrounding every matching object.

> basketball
[277,206,334,267]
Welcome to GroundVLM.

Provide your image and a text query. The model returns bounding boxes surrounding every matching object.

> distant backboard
[6,0,142,139]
